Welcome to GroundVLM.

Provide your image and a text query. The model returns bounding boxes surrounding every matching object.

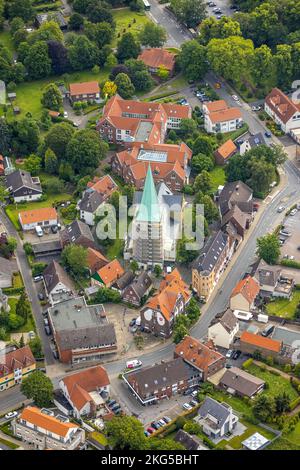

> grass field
[111,8,152,47]
[7,297,36,333]
[5,193,72,229]
[247,364,298,401]
[266,289,300,319]
[284,421,300,446]
[207,389,254,420]
[216,419,276,450]
[210,166,226,192]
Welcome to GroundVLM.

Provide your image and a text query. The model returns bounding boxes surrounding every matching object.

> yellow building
[0,345,36,392]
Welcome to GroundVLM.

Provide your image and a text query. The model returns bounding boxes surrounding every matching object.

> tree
[47,40,70,75]
[61,244,88,278]
[173,321,189,344]
[193,135,214,156]
[0,182,7,203]
[102,81,117,98]
[24,154,42,176]
[257,233,280,265]
[130,260,139,273]
[106,416,147,450]
[186,297,200,323]
[86,2,114,25]
[170,0,206,28]
[10,17,25,35]
[29,337,44,359]
[274,44,293,89]
[29,20,64,44]
[139,23,167,47]
[275,392,291,414]
[178,40,208,81]
[44,122,75,160]
[66,129,108,174]
[154,264,162,278]
[125,58,153,92]
[21,371,54,408]
[193,171,213,194]
[92,287,121,303]
[85,21,114,48]
[179,118,197,137]
[156,65,169,81]
[41,83,63,111]
[177,236,198,263]
[24,41,52,79]
[250,44,276,90]
[114,73,135,99]
[117,32,141,62]
[44,148,58,174]
[6,237,17,254]
[109,64,129,81]
[149,438,185,450]
[11,118,40,155]
[199,16,242,44]
[69,13,84,31]
[253,394,276,422]
[0,118,11,155]
[7,0,34,22]
[191,154,214,173]
[68,35,98,71]
[16,292,31,320]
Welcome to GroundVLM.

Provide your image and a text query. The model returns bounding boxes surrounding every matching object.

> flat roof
[272,326,300,347]
[242,432,269,450]
[48,297,105,331]
[135,121,153,142]
[137,149,168,163]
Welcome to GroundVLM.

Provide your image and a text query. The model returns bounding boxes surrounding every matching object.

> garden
[246,363,298,402]
[266,289,300,319]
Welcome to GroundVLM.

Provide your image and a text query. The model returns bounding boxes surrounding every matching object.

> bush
[2,287,25,295]
[242,358,253,370]
[175,416,187,430]
[31,262,47,277]
[202,436,216,449]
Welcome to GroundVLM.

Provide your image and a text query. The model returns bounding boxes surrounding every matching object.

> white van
[35,226,43,237]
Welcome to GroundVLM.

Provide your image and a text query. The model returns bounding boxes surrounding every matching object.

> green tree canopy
[257,233,280,265]
[41,83,63,111]
[21,371,54,408]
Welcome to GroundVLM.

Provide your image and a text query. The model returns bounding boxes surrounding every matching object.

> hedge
[281,259,300,270]
[2,286,25,295]
[242,358,253,370]
[289,396,300,411]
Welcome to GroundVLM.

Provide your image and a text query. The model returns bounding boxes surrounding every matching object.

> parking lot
[280,207,300,262]
[23,225,62,245]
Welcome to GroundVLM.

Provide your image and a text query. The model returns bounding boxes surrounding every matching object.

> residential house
[87,247,108,274]
[265,88,300,133]
[69,81,101,104]
[48,297,117,364]
[219,366,265,398]
[230,276,260,312]
[140,268,191,338]
[18,207,58,231]
[96,94,191,145]
[6,169,42,203]
[239,133,266,156]
[13,407,85,450]
[123,357,201,405]
[221,204,250,239]
[0,257,18,288]
[121,271,152,306]
[203,100,243,134]
[35,12,68,30]
[174,430,208,450]
[218,181,253,219]
[111,141,192,192]
[214,139,237,165]
[43,261,75,306]
[78,174,118,226]
[91,259,125,288]
[174,335,226,381]
[254,259,294,299]
[195,397,239,439]
[138,48,176,76]
[0,346,36,392]
[208,309,239,349]
[192,230,232,301]
[60,220,96,249]
[59,365,111,419]
[239,331,282,359]
[112,271,135,293]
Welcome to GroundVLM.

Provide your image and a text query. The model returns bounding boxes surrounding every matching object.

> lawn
[12,272,24,289]
[284,421,300,446]
[266,289,300,319]
[152,74,189,96]
[210,166,226,192]
[0,31,15,55]
[207,389,254,421]
[247,364,298,401]
[0,436,19,449]
[8,297,36,333]
[5,193,72,230]
[268,436,300,450]
[111,8,152,47]
[216,419,276,450]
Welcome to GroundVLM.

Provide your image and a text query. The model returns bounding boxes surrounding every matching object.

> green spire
[136,165,160,222]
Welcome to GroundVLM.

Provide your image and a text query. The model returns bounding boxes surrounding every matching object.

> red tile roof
[175,335,224,372]
[0,346,35,378]
[19,407,79,438]
[19,207,57,226]
[69,81,100,97]
[240,331,282,353]
[209,107,242,124]
[96,259,124,286]
[265,88,300,124]
[231,276,260,304]
[87,247,108,273]
[138,48,176,71]
[215,139,237,160]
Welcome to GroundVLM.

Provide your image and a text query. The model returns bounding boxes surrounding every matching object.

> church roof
[136,165,161,223]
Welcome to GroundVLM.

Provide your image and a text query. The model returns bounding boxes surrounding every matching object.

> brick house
[69,81,101,103]
[138,48,176,76]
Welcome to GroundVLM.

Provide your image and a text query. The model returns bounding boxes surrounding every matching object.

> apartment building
[265,88,300,133]
[203,100,243,134]
[0,346,36,392]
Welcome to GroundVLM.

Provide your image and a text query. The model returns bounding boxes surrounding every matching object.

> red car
[147,427,155,434]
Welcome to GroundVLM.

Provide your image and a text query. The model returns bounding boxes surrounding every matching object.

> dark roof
[254,260,281,287]
[220,367,265,397]
[56,324,116,351]
[221,204,248,230]
[112,271,135,290]
[127,358,197,396]
[128,271,152,297]
[219,309,239,334]
[193,231,228,275]
[174,430,204,450]
[78,190,106,213]
[6,169,42,194]
[60,220,94,246]
[32,240,62,255]
[218,181,253,217]
[247,133,266,148]
[198,397,231,428]
[43,260,75,295]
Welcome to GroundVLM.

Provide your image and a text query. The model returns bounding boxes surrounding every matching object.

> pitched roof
[6,169,42,193]
[220,366,265,397]
[219,181,253,217]
[87,247,108,273]
[19,407,79,438]
[175,336,224,373]
[43,260,75,295]
[69,81,100,96]
[138,48,176,71]
[136,165,161,222]
[95,259,124,286]
[56,324,117,351]
[126,271,152,298]
[61,365,110,412]
[193,231,228,275]
[240,331,282,353]
[254,259,281,288]
[198,397,232,428]
[205,100,227,113]
[265,88,300,124]
[231,276,260,305]
[174,430,204,450]
[0,346,35,378]
[113,270,135,290]
[19,207,57,225]
[209,107,242,124]
[218,309,239,334]
[60,220,95,247]
[215,139,237,160]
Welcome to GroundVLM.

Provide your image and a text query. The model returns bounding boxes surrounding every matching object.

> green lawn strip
[216,420,276,450]
[89,431,108,447]
[12,272,24,288]
[267,436,300,450]
[283,421,300,446]
[266,290,300,319]
[207,390,254,420]
[5,193,72,230]
[210,166,226,192]
[0,31,15,55]
[0,436,19,449]
[247,364,298,400]
[152,75,189,95]
[111,9,152,47]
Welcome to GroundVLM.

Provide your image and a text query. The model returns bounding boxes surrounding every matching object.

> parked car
[232,350,241,360]
[5,411,18,420]
[232,94,239,101]
[129,318,136,327]
[158,419,166,427]
[44,317,49,326]
[191,390,198,398]
[144,431,150,437]
[147,427,155,434]
[225,363,232,369]
[265,131,272,138]
[277,206,285,213]
[290,208,297,216]
[226,349,233,359]
[130,325,138,333]
[112,405,121,412]
[162,416,172,424]
[280,230,291,237]
[126,359,142,369]
[63,111,68,118]
[38,293,44,301]
[52,349,58,359]
[51,225,58,234]
[261,324,274,337]
[151,421,161,430]
[107,400,117,408]
[189,400,198,407]
[182,403,192,411]
[35,226,43,237]
[33,275,43,282]
[45,325,51,336]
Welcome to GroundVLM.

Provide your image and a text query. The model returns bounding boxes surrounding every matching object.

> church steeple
[136,165,160,223]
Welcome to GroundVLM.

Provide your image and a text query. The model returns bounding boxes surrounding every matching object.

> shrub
[242,358,253,370]
[175,416,187,430]
[290,396,300,411]
[202,436,216,449]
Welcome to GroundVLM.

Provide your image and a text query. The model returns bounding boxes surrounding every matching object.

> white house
[6,170,42,203]
[265,88,300,134]
[43,260,75,306]
[230,276,260,312]
[208,309,239,349]
[196,397,239,439]
[203,100,243,134]
[18,207,58,231]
